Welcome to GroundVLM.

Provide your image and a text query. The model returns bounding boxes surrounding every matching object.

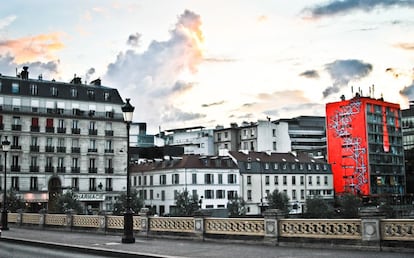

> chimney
[21,66,29,80]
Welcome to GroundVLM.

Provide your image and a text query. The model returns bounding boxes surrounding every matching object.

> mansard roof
[228,151,326,163]
[131,154,238,173]
[0,73,123,104]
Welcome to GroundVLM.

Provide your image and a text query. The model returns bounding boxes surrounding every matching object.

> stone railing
[6,209,414,251]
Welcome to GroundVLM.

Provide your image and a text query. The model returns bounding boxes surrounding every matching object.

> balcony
[45,146,55,153]
[71,167,80,173]
[71,147,81,153]
[57,127,66,133]
[57,167,66,173]
[30,166,39,172]
[12,124,22,131]
[30,145,40,152]
[89,187,97,192]
[89,129,98,135]
[104,149,114,154]
[30,126,40,132]
[105,187,113,191]
[88,148,97,153]
[105,167,114,174]
[45,127,54,133]
[56,147,66,153]
[11,165,21,172]
[105,130,114,136]
[88,168,98,173]
[71,128,80,134]
[45,166,54,173]
[11,145,22,150]
[30,187,39,191]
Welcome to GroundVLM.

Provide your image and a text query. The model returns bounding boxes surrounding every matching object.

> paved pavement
[0,227,412,258]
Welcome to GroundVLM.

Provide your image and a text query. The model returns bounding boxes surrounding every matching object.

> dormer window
[51,87,58,96]
[104,92,111,101]
[12,82,19,93]
[87,90,95,100]
[71,88,78,98]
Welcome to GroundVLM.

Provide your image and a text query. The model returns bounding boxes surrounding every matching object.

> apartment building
[326,94,405,196]
[0,67,127,213]
[130,155,240,215]
[229,151,334,215]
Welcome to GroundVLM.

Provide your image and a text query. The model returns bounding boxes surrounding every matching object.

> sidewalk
[0,227,412,258]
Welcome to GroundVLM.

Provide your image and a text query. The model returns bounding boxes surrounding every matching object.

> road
[0,241,111,258]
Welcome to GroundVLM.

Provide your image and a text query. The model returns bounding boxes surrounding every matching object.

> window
[228,174,237,184]
[72,138,79,148]
[105,178,112,191]
[301,189,305,199]
[160,175,167,185]
[89,139,96,151]
[72,178,79,190]
[58,119,65,128]
[246,162,251,170]
[150,176,153,186]
[12,82,19,93]
[31,136,38,146]
[227,190,237,199]
[292,176,296,185]
[265,176,270,185]
[247,190,252,200]
[30,84,38,95]
[89,178,96,191]
[72,120,79,129]
[58,157,64,168]
[149,189,153,200]
[46,118,54,128]
[205,174,214,184]
[283,176,287,185]
[272,129,276,137]
[89,158,96,168]
[51,87,58,96]
[316,176,320,185]
[192,174,197,184]
[292,189,297,200]
[274,176,278,185]
[247,176,251,185]
[300,176,304,185]
[172,174,179,184]
[87,90,95,100]
[161,190,165,201]
[30,156,37,167]
[265,163,269,169]
[30,177,38,190]
[72,158,79,168]
[104,92,111,101]
[12,177,19,190]
[308,176,312,185]
[143,176,147,186]
[89,121,96,130]
[216,190,225,199]
[70,88,78,97]
[274,163,279,170]
[324,176,328,185]
[205,190,214,199]
[273,142,277,150]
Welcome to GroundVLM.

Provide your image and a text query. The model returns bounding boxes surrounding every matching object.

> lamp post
[1,136,11,230]
[121,98,135,244]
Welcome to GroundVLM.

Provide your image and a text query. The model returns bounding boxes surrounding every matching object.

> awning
[23,193,49,203]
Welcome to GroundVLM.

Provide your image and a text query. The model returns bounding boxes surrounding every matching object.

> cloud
[202,100,225,108]
[204,57,236,62]
[104,10,204,130]
[0,53,59,79]
[304,0,414,18]
[394,42,414,50]
[84,67,96,82]
[127,32,142,47]
[0,15,16,29]
[0,32,64,63]
[399,69,414,99]
[323,59,373,98]
[299,70,320,79]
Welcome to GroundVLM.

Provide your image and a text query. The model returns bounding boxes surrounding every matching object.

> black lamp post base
[1,210,9,231]
[122,211,135,244]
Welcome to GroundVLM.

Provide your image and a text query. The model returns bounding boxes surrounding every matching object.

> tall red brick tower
[326,94,405,196]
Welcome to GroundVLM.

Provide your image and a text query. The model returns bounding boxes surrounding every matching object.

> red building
[326,94,405,196]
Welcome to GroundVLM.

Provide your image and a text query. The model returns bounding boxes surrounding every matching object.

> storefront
[75,193,105,214]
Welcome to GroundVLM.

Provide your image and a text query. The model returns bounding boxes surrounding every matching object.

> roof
[228,151,326,164]
[131,154,238,173]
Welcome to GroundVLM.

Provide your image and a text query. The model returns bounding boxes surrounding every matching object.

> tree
[113,189,143,215]
[54,190,83,214]
[305,196,333,218]
[227,196,246,217]
[267,190,290,213]
[173,190,199,216]
[336,193,361,218]
[4,189,25,212]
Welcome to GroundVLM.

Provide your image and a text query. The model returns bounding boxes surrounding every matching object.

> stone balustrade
[5,208,414,251]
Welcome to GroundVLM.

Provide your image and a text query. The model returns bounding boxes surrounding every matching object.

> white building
[0,68,127,214]
[157,126,215,155]
[214,120,291,155]
[228,151,334,215]
[131,155,240,215]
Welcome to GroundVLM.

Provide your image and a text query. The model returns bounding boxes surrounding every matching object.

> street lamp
[121,98,135,244]
[1,136,11,231]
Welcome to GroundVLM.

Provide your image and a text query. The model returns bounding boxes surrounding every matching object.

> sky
[1,0,414,133]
